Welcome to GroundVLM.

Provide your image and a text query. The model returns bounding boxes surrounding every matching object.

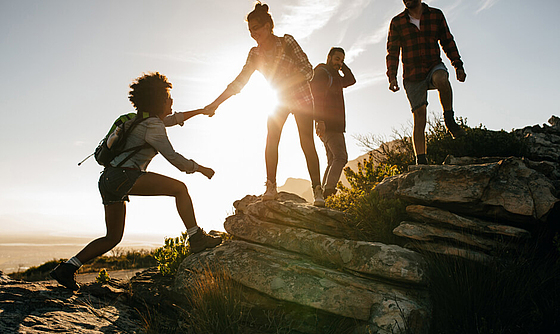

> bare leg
[412,105,427,156]
[432,69,465,138]
[294,112,321,187]
[431,69,453,111]
[129,172,197,229]
[265,110,289,183]
[76,202,126,264]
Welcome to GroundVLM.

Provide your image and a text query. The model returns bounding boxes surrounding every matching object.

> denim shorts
[403,62,448,112]
[98,167,145,205]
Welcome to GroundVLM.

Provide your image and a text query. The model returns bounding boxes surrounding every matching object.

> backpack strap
[113,116,153,168]
[319,66,333,90]
[114,142,152,168]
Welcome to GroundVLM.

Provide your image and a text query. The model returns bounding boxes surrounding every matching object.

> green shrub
[356,114,526,168]
[426,118,526,164]
[327,158,406,244]
[95,268,111,284]
[153,232,191,277]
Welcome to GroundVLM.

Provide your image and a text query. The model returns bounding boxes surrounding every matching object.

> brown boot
[50,262,80,291]
[189,229,222,253]
[444,110,466,139]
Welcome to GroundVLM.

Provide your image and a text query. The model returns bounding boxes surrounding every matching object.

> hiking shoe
[416,154,428,165]
[50,262,80,291]
[313,185,325,207]
[189,229,222,254]
[444,110,466,139]
[262,180,278,201]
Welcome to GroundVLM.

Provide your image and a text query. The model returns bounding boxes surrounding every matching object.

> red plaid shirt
[386,3,463,82]
[228,34,314,113]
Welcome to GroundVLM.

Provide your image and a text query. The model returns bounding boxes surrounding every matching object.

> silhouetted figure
[387,0,466,165]
[204,2,325,207]
[311,47,356,198]
[50,72,221,291]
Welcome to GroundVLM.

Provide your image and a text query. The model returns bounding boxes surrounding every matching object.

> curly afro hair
[128,72,172,116]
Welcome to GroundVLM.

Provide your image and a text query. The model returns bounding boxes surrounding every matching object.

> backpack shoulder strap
[319,66,333,89]
[113,115,153,167]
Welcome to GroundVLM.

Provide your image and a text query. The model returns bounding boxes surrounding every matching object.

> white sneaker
[313,185,325,207]
[262,180,278,201]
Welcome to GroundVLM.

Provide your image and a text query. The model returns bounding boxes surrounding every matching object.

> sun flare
[238,73,279,116]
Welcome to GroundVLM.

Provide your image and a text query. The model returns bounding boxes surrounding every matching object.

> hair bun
[255,2,269,13]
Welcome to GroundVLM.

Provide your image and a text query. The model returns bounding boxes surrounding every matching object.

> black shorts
[98,167,145,205]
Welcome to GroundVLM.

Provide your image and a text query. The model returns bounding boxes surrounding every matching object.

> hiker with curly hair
[204,2,325,207]
[50,72,221,291]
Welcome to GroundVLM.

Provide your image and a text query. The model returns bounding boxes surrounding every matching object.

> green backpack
[79,112,151,167]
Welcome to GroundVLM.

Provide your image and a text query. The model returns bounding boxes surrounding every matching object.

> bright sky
[1,0,558,243]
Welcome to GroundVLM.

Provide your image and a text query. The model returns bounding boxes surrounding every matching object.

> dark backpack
[78,113,151,167]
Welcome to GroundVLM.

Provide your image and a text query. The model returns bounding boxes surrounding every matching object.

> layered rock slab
[225,213,426,285]
[174,193,431,333]
[377,157,558,224]
[175,240,429,331]
[393,205,532,262]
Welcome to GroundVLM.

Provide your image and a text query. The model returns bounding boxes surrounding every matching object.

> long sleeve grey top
[110,112,199,173]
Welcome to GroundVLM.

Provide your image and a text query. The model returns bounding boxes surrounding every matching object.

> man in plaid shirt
[386,0,466,165]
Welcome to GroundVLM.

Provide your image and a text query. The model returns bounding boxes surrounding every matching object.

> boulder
[225,214,426,285]
[175,240,430,333]
[174,193,431,334]
[376,157,558,225]
[405,205,531,239]
[514,116,560,162]
[234,192,357,239]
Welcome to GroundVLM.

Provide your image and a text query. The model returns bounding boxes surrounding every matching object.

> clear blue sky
[1,0,558,241]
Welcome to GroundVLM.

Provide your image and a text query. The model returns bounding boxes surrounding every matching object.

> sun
[237,73,279,116]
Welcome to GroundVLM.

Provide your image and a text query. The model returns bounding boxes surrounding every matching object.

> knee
[334,154,348,165]
[340,152,348,164]
[173,182,189,197]
[105,233,123,247]
[432,71,450,89]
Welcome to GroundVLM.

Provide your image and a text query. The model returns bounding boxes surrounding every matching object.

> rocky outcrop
[514,115,560,163]
[0,271,143,333]
[377,116,560,262]
[174,193,431,334]
[380,156,557,261]
[377,157,558,225]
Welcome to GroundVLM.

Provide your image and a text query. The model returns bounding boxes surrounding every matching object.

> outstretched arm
[204,88,236,117]
[163,109,207,127]
[205,48,258,116]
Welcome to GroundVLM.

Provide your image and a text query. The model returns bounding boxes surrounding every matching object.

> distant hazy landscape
[0,233,164,274]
